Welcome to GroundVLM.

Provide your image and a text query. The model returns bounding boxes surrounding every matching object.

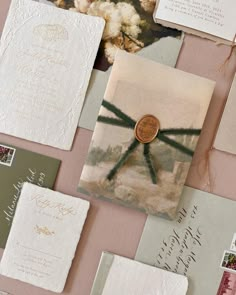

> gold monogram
[35,225,55,236]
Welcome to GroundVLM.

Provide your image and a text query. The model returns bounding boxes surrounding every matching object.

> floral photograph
[47,0,181,70]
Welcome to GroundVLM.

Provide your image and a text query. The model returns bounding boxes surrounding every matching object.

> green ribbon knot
[98,100,201,185]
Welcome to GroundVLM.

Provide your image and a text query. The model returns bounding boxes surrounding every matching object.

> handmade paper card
[135,186,236,294]
[214,75,236,155]
[0,0,104,150]
[154,0,236,44]
[90,252,188,295]
[0,183,90,293]
[0,143,60,249]
[78,50,215,218]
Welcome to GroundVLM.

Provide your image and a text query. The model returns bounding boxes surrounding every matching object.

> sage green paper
[0,143,60,249]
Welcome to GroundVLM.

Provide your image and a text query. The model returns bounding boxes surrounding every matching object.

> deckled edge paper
[153,0,235,45]
[0,0,105,150]
[0,183,90,293]
[91,252,188,295]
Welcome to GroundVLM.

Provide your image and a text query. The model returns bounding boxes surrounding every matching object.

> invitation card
[0,143,60,249]
[135,186,236,294]
[0,183,90,293]
[78,50,215,218]
[0,0,104,150]
[154,0,236,44]
[91,252,188,295]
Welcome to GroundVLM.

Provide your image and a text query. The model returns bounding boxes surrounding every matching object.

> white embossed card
[91,252,188,295]
[0,0,104,150]
[0,183,90,293]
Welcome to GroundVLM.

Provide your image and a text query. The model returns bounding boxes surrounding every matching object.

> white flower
[88,1,122,40]
[117,2,141,38]
[73,0,91,13]
[140,0,156,13]
[104,41,119,63]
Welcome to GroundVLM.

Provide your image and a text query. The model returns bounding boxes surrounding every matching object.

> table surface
[0,1,236,295]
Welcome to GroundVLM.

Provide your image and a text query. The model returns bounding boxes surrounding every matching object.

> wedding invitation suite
[214,75,236,155]
[78,50,215,218]
[0,143,60,249]
[0,0,104,150]
[0,183,90,293]
[91,252,188,295]
[135,186,236,294]
[154,0,236,44]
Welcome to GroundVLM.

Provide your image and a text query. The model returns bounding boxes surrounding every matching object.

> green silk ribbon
[98,100,201,185]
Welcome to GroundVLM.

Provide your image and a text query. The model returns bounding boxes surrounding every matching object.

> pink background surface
[0,1,236,294]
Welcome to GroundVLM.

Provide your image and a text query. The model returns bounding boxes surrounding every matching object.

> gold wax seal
[135,115,160,143]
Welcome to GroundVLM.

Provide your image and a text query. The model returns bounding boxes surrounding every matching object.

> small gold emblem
[35,225,55,236]
[135,115,160,143]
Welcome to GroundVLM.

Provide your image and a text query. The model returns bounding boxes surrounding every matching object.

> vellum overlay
[0,183,90,293]
[0,0,104,150]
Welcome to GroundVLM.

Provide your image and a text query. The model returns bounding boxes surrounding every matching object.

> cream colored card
[214,75,236,154]
[154,0,236,44]
[0,0,104,150]
[91,252,188,295]
[0,183,90,293]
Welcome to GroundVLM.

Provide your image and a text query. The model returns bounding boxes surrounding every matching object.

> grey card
[135,186,236,295]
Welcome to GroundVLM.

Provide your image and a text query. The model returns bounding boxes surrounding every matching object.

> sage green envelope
[0,143,60,249]
[135,186,236,295]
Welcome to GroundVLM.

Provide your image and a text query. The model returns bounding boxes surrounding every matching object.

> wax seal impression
[135,115,160,143]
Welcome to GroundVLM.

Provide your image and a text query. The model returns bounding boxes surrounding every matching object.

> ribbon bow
[98,100,201,184]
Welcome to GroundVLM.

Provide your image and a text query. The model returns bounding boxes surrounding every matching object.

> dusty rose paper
[0,1,236,295]
[214,75,236,155]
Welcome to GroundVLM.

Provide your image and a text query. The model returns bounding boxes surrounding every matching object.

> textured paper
[154,0,236,44]
[79,50,215,218]
[79,36,184,131]
[214,75,236,154]
[91,252,188,295]
[0,0,104,150]
[135,186,236,294]
[0,183,89,293]
[0,143,60,249]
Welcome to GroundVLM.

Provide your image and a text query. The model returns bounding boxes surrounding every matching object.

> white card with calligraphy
[0,0,104,150]
[0,183,90,293]
[135,186,236,294]
[154,0,236,44]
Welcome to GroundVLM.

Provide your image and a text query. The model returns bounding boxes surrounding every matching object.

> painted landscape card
[0,183,90,293]
[91,252,188,295]
[0,143,60,249]
[154,0,236,44]
[0,0,104,150]
[135,186,236,294]
[78,50,215,218]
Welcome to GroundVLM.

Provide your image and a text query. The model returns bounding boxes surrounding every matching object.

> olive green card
[0,143,60,249]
